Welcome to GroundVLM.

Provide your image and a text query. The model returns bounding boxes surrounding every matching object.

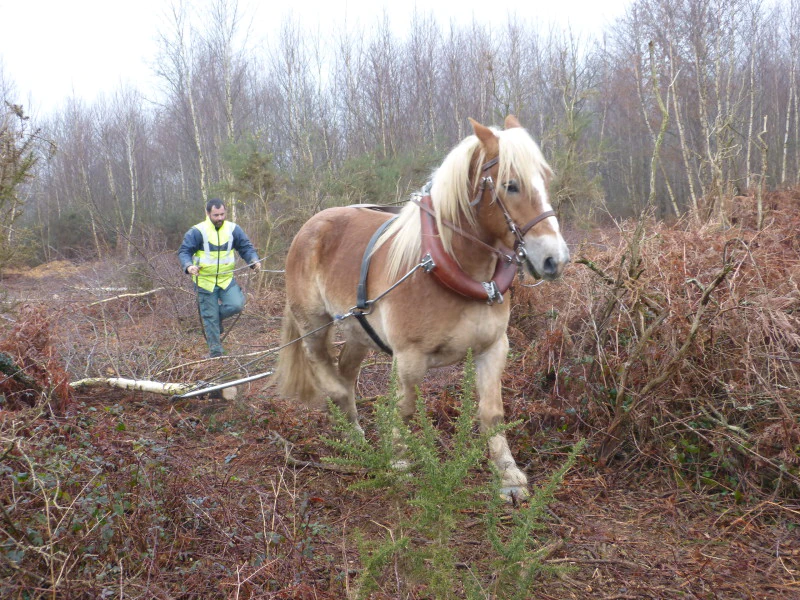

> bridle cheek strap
[480,174,556,251]
[420,195,516,304]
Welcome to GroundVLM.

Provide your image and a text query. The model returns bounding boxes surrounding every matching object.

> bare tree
[155,0,209,203]
[406,9,441,149]
[365,12,401,158]
[203,0,251,220]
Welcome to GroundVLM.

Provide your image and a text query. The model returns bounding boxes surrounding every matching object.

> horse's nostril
[543,257,557,275]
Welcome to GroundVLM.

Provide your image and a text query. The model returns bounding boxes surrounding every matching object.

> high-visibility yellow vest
[192,218,236,291]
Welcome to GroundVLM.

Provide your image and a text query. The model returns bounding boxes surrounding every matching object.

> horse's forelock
[497,127,551,204]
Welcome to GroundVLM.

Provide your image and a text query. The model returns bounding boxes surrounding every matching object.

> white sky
[0,0,630,116]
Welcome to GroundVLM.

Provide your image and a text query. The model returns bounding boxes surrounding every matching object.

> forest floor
[0,252,798,599]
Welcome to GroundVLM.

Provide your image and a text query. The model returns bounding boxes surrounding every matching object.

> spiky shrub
[324,351,584,599]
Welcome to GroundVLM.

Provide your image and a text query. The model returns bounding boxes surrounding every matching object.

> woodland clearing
[0,191,798,599]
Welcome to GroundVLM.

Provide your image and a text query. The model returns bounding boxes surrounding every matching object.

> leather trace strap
[353,215,396,355]
[419,195,516,304]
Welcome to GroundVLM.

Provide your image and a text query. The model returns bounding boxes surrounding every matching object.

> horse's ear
[469,118,499,154]
[504,115,522,129]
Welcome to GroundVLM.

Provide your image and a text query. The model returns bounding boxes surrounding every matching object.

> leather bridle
[414,154,558,304]
[472,156,556,267]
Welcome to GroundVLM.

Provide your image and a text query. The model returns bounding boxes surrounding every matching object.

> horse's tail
[276,303,319,404]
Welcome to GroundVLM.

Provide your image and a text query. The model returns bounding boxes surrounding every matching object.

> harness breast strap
[354,215,397,355]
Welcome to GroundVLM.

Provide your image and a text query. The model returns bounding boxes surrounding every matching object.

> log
[69,377,191,395]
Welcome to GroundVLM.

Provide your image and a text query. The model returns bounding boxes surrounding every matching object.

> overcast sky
[1,0,630,116]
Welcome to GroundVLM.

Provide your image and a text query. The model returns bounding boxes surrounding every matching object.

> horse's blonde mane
[377,125,551,281]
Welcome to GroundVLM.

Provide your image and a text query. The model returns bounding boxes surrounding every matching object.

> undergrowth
[513,189,800,500]
[0,400,172,597]
[325,352,584,599]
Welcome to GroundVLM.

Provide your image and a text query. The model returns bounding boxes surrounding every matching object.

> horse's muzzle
[522,236,570,280]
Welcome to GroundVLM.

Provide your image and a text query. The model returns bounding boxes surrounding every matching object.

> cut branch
[69,377,191,396]
[86,288,163,307]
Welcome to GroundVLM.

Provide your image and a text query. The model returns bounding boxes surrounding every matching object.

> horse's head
[469,115,570,280]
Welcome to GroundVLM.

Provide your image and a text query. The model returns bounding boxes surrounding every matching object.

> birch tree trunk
[80,164,103,260]
[781,64,795,185]
[207,0,245,221]
[745,37,756,191]
[671,58,699,215]
[648,41,674,214]
[756,115,768,231]
[158,3,208,203]
[125,118,137,258]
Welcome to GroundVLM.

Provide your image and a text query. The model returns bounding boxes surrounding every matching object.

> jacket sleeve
[178,228,202,272]
[232,225,260,265]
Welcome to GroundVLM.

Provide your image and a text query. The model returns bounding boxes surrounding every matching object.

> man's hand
[250,261,262,273]
[187,265,200,276]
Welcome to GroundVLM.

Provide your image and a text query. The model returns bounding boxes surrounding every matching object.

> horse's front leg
[392,352,426,469]
[476,335,529,499]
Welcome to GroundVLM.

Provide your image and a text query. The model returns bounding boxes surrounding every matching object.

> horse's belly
[388,302,510,368]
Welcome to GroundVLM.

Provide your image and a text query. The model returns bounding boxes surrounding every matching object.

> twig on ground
[86,288,164,307]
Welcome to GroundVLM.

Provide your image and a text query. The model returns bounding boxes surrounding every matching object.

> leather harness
[349,156,556,354]
[353,213,399,355]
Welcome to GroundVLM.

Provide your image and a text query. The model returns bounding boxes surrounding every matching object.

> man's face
[208,206,226,229]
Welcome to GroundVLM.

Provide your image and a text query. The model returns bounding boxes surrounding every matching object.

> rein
[413,196,514,263]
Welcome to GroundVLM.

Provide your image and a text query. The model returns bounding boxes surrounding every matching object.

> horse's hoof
[499,486,530,505]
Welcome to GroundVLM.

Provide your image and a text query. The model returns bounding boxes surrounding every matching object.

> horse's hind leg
[336,341,369,431]
[296,321,364,428]
[476,335,529,499]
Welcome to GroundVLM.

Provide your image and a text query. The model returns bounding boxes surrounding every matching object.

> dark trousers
[197,280,244,356]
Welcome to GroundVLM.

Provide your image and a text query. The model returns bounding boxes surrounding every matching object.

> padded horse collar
[419,194,516,304]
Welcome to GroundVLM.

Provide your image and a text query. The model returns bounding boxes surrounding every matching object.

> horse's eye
[504,181,520,194]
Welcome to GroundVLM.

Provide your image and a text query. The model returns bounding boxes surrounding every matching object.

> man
[179,198,261,358]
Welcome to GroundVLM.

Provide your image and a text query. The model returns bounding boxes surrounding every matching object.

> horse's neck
[447,220,498,280]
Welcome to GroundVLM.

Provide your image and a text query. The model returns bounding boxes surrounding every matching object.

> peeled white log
[69,377,192,395]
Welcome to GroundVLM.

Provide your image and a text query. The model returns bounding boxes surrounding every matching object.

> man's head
[206,198,226,229]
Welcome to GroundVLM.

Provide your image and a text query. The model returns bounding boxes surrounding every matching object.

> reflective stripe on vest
[193,219,236,291]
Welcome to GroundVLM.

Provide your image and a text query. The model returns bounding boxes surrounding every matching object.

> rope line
[176,256,430,398]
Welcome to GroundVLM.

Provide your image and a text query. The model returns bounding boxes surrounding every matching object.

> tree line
[1,0,798,267]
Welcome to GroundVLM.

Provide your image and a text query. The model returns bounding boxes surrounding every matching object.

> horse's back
[285,206,395,312]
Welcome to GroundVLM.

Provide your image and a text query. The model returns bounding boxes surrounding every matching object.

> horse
[276,115,570,498]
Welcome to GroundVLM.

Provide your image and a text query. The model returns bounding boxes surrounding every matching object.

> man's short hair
[206,198,225,213]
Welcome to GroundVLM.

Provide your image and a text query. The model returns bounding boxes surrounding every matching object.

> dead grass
[511,189,800,500]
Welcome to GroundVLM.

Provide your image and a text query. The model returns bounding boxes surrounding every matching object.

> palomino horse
[277,116,569,498]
